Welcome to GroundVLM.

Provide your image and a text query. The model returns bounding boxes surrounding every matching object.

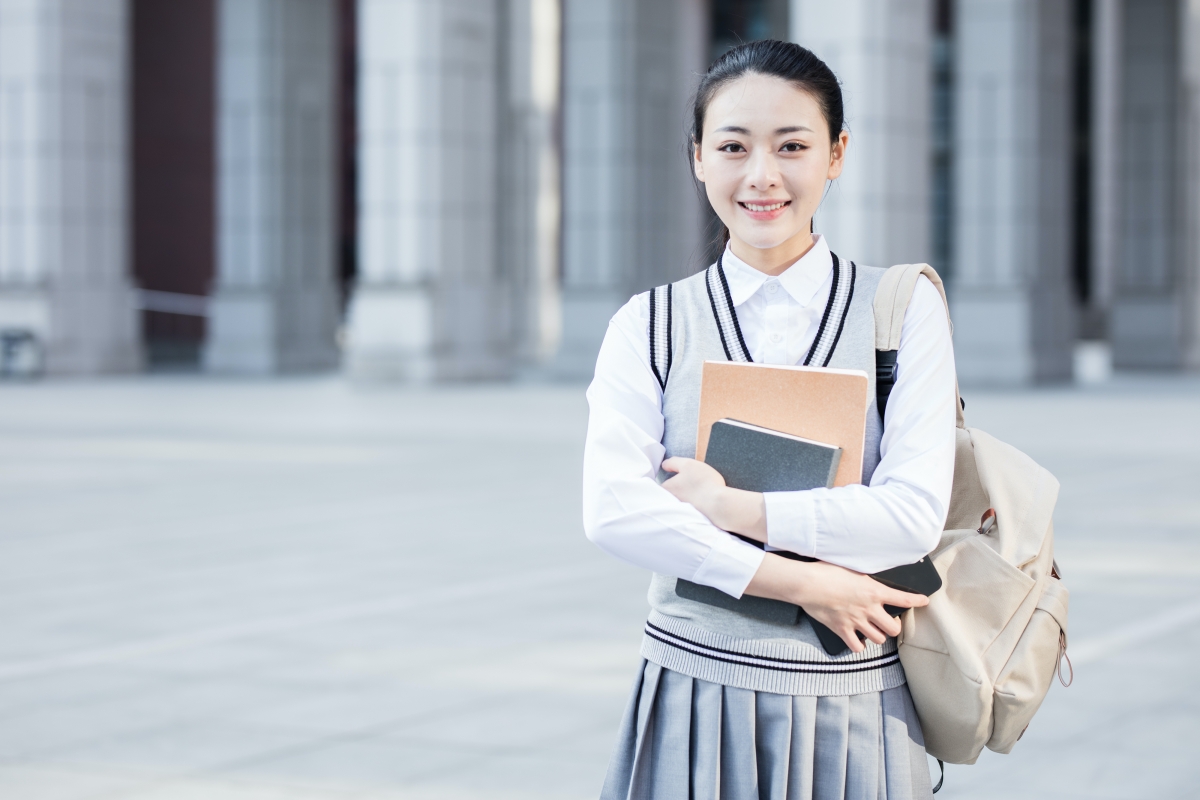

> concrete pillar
[203,0,341,374]
[1108,0,1200,369]
[499,0,562,369]
[346,0,506,381]
[789,0,933,269]
[552,0,708,379]
[0,0,141,374]
[952,0,1076,384]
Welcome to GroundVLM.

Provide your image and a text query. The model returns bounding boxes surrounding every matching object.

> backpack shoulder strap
[649,283,673,390]
[873,263,964,428]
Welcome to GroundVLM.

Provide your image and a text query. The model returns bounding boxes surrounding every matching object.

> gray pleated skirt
[600,660,933,800]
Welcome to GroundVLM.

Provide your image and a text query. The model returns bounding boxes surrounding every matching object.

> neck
[728,230,816,276]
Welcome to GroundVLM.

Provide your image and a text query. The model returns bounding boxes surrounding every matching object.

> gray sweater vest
[638,254,908,696]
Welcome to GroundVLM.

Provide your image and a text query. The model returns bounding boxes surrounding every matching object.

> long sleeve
[762,277,957,573]
[582,294,767,598]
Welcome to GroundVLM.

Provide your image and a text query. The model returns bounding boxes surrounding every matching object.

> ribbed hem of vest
[640,610,908,697]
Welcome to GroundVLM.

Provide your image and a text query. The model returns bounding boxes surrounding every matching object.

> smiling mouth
[738,200,790,213]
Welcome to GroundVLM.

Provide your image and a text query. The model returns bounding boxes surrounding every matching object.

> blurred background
[1,0,1197,381]
[1,1,1199,799]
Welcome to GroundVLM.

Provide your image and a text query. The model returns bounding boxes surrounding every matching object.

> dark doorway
[710,0,789,64]
[1071,0,1095,328]
[338,0,358,311]
[131,0,216,370]
[931,0,955,282]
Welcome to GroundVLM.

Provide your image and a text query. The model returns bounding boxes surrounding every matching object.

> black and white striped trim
[803,252,856,367]
[640,610,907,696]
[703,251,856,370]
[648,283,672,390]
[651,251,858,392]
[644,621,899,674]
[705,254,753,363]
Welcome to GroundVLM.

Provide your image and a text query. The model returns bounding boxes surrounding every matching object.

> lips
[738,199,791,221]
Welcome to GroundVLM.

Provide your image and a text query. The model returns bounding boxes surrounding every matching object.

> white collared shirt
[582,237,958,598]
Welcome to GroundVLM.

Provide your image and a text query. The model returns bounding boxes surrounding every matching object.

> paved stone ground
[0,375,1197,799]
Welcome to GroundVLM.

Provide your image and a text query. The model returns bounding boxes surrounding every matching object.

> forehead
[704,73,824,132]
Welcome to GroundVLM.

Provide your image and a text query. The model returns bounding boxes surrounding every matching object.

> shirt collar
[720,235,834,308]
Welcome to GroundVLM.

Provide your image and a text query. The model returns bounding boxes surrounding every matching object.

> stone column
[203,0,341,373]
[0,0,141,374]
[1108,0,1200,369]
[498,0,562,369]
[552,0,708,379]
[789,0,933,269]
[951,0,1076,384]
[346,0,505,380]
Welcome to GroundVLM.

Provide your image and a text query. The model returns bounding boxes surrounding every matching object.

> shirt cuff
[764,491,819,557]
[691,537,765,598]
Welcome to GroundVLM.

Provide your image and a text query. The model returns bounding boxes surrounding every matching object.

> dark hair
[691,40,845,148]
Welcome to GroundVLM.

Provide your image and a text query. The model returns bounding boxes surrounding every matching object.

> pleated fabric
[600,660,933,800]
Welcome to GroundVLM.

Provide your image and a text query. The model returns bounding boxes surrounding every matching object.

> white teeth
[744,202,787,212]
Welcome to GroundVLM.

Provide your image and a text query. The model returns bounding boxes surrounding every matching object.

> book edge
[701,359,870,381]
[714,418,844,452]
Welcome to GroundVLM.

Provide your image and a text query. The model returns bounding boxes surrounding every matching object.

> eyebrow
[713,125,814,135]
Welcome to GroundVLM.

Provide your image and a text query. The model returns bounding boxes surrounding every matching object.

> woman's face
[694,73,848,266]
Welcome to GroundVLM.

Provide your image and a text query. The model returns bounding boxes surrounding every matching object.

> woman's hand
[661,457,767,542]
[745,554,929,653]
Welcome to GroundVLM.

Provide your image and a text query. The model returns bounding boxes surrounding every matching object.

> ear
[826,131,849,180]
[693,140,706,182]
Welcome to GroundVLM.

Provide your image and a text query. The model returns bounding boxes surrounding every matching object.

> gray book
[704,418,842,493]
[674,420,842,626]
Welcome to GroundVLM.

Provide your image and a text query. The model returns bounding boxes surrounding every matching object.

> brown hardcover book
[695,361,870,487]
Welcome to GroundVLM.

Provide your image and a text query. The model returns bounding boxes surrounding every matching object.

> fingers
[661,457,684,474]
[881,587,929,609]
[867,607,903,639]
[837,620,889,652]
[836,626,866,653]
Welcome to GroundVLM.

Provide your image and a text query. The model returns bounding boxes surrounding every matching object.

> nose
[746,148,781,191]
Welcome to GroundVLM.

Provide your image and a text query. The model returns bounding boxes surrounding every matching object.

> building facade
[1,0,1198,381]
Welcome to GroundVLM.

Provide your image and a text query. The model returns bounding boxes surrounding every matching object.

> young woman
[583,41,957,799]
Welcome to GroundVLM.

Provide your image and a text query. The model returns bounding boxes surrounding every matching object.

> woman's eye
[718,142,746,153]
[780,142,807,153]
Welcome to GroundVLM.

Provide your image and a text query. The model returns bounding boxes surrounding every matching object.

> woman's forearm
[743,551,806,603]
[708,487,768,543]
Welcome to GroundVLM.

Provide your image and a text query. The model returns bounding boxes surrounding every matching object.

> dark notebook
[674,419,942,655]
[704,419,843,493]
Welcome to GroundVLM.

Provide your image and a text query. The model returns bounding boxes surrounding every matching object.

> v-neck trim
[707,250,851,368]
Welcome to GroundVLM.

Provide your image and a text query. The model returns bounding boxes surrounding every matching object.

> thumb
[661,457,684,473]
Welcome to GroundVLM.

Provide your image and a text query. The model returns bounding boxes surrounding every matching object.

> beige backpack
[873,264,1071,767]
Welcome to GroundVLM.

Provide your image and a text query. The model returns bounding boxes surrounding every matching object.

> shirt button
[766,283,779,294]
[770,333,783,344]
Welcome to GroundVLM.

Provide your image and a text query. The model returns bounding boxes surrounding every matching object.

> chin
[732,228,801,252]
